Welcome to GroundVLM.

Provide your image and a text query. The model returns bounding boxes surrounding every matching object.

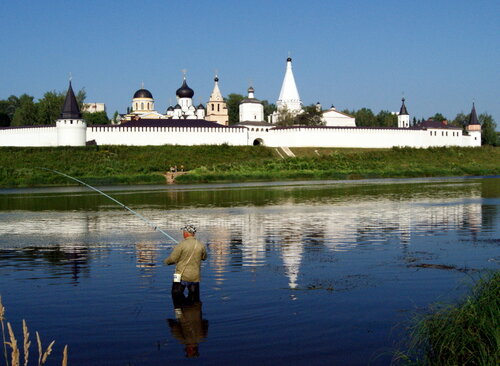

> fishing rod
[38,168,178,244]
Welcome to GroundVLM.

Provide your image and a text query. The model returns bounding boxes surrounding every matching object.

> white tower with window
[239,86,264,122]
[398,97,410,128]
[56,81,87,146]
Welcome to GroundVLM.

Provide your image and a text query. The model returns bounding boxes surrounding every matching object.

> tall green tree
[225,93,244,124]
[112,110,119,124]
[451,112,469,131]
[262,100,276,122]
[37,90,65,125]
[275,106,296,126]
[376,110,397,127]
[353,108,376,127]
[294,104,324,126]
[479,113,498,146]
[83,111,110,125]
[0,101,11,126]
[430,113,447,122]
[0,95,20,122]
[0,113,10,127]
[11,94,38,126]
[76,88,86,111]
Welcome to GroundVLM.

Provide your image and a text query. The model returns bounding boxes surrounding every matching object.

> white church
[0,57,481,148]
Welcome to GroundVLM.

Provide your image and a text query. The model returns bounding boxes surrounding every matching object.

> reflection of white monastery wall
[240,212,267,267]
[0,190,484,289]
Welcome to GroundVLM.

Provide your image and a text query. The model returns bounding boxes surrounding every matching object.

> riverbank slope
[0,145,498,187]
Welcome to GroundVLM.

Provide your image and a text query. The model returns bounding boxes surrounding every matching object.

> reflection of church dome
[174,104,182,110]
[133,89,153,99]
[197,103,205,110]
[166,106,174,111]
[176,79,194,98]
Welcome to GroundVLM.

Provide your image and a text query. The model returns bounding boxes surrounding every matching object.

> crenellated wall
[0,126,58,147]
[0,124,481,148]
[248,126,480,148]
[87,125,248,146]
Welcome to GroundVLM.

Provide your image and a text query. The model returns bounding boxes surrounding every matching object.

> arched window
[147,103,150,110]
[141,102,144,110]
[212,104,214,111]
[217,104,220,112]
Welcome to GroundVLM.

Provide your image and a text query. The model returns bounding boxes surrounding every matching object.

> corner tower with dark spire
[467,102,481,131]
[56,81,87,146]
[398,97,410,128]
[466,102,482,146]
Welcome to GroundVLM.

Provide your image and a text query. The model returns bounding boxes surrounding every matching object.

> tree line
[0,89,110,127]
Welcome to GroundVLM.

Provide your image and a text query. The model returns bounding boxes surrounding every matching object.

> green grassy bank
[176,146,500,183]
[396,271,499,365]
[0,145,498,187]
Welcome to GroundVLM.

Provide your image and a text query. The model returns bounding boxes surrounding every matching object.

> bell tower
[206,75,229,125]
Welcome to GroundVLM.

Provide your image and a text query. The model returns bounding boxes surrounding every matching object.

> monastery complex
[0,57,481,148]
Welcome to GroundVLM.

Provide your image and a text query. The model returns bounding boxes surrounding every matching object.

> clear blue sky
[1,0,498,123]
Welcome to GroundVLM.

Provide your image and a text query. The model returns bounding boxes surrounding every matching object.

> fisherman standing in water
[164,225,207,305]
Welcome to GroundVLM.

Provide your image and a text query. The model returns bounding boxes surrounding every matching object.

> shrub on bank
[396,271,500,365]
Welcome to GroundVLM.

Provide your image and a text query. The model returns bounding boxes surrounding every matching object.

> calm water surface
[0,177,499,365]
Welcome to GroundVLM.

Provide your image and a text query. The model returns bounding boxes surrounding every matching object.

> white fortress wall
[252,127,468,148]
[0,126,58,147]
[461,132,481,147]
[87,126,248,146]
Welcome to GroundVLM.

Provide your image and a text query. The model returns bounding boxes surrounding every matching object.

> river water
[0,177,498,365]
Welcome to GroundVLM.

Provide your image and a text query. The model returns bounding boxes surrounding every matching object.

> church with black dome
[121,74,228,123]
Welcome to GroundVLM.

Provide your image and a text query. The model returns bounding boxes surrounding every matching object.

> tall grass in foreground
[395,271,499,365]
[0,296,67,366]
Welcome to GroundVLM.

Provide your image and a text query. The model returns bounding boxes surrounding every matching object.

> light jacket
[164,236,207,282]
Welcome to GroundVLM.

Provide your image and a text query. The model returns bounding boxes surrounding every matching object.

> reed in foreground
[395,271,499,365]
[0,296,68,366]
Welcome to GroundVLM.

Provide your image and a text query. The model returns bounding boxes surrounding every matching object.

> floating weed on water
[408,263,477,273]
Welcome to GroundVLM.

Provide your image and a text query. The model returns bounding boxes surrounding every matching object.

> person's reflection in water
[167,297,209,358]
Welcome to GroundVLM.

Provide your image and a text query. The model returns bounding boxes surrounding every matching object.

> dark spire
[60,81,82,119]
[399,97,409,115]
[468,102,479,125]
